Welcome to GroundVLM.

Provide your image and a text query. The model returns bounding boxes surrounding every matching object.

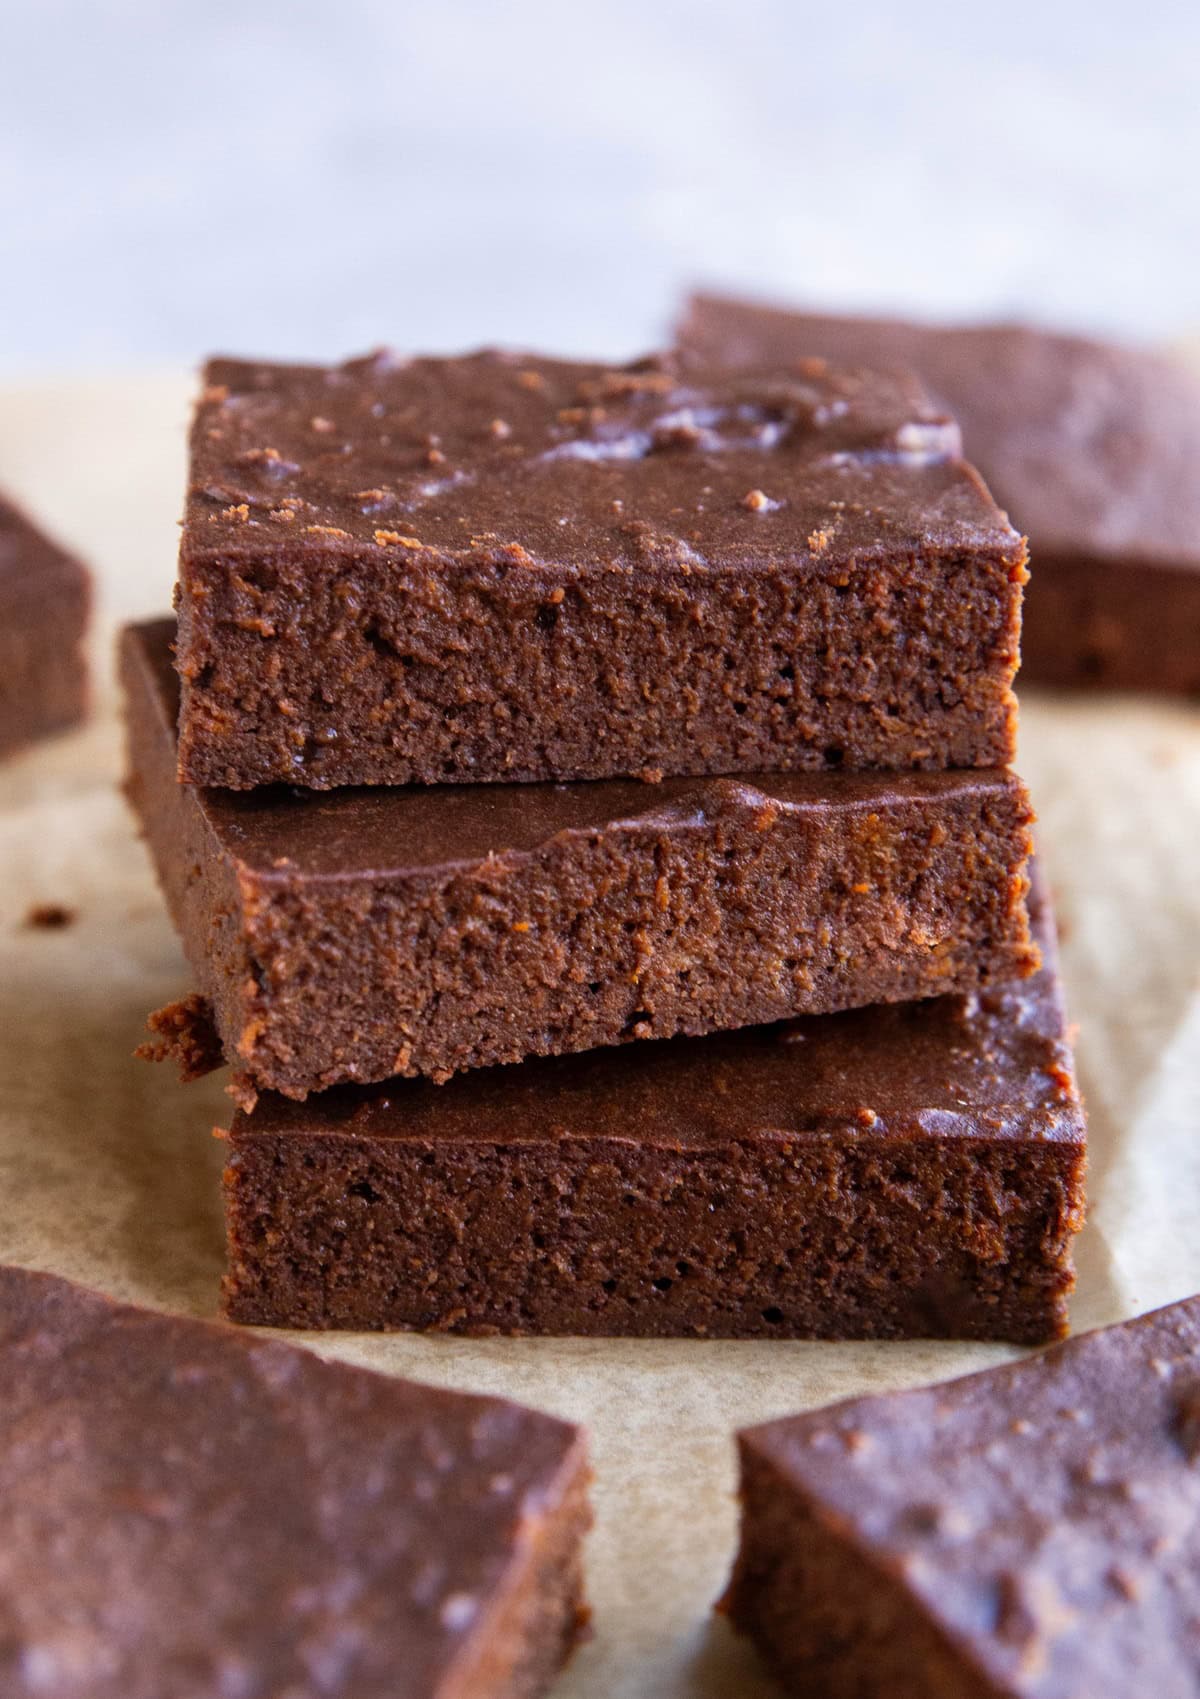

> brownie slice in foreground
[221,874,1083,1341]
[678,293,1200,693]
[124,617,1036,1099]
[0,493,89,759]
[175,347,1026,789]
[722,1293,1200,1698]
[0,1265,589,1699]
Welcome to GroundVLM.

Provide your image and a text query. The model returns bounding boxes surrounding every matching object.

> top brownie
[176,348,1025,788]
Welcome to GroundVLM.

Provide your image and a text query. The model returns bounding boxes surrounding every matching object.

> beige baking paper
[1,373,1198,1698]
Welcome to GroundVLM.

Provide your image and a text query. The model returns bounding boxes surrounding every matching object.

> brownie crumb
[226,1072,260,1115]
[124,618,1040,1101]
[136,994,224,1082]
[25,903,76,930]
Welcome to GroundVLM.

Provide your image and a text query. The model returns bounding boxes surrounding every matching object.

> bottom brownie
[722,1294,1200,1697]
[222,876,1085,1341]
[0,1265,590,1699]
[0,494,89,759]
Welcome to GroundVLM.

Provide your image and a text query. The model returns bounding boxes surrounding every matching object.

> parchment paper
[1,372,1198,1697]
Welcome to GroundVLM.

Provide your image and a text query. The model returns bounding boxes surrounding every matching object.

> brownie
[0,1264,590,1699]
[220,872,1084,1341]
[679,294,1200,693]
[0,493,89,759]
[722,1293,1200,1698]
[174,347,1026,788]
[124,617,1037,1099]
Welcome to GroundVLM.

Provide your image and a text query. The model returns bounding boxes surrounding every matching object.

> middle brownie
[124,619,1036,1099]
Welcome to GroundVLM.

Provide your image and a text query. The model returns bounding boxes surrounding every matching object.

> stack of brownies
[122,343,1085,1341]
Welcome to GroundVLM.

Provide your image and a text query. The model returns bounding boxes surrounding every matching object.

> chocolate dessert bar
[174,348,1026,788]
[0,493,89,759]
[124,618,1037,1099]
[679,294,1200,693]
[0,1264,589,1699]
[722,1293,1200,1697]
[220,874,1084,1341]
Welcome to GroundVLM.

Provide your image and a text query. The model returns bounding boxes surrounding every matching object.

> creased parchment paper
[1,373,1198,1697]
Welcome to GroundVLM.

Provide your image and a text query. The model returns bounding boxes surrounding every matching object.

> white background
[2,0,1199,376]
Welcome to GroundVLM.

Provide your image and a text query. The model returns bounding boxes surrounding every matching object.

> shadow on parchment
[681,1614,780,1699]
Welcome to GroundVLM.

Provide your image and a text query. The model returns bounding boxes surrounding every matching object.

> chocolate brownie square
[175,348,1025,787]
[723,1293,1200,1696]
[0,1265,589,1698]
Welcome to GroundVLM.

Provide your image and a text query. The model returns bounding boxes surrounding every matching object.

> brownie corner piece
[0,492,90,759]
[175,346,1023,788]
[722,1296,1200,1697]
[0,1264,590,1698]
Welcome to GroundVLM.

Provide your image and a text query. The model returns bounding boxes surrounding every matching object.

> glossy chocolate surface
[0,1265,589,1698]
[187,348,1005,566]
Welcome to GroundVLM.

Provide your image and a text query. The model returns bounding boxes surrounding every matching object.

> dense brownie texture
[0,493,89,759]
[723,1294,1200,1698]
[220,875,1083,1340]
[124,618,1036,1099]
[679,294,1200,693]
[0,1264,590,1699]
[175,347,1026,787]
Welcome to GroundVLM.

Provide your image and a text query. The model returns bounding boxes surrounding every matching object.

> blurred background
[3,0,1199,376]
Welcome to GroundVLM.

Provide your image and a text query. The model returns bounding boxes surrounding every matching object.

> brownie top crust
[679,294,1200,568]
[740,1294,1200,1695]
[0,1264,585,1698]
[184,347,1023,573]
[235,874,1080,1152]
[134,617,1027,880]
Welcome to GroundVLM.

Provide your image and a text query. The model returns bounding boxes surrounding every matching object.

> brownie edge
[722,1297,1200,1698]
[0,1264,590,1699]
